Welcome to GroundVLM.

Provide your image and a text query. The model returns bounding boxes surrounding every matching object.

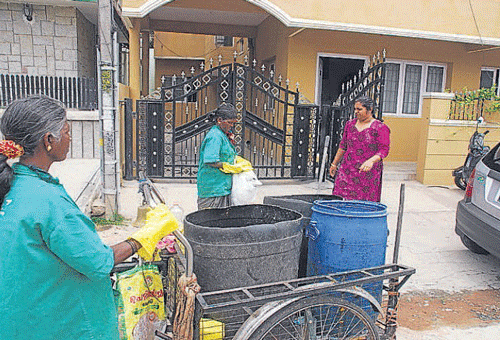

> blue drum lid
[311,200,387,218]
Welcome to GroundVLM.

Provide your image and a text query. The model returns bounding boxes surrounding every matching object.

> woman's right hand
[130,204,179,261]
[329,164,338,177]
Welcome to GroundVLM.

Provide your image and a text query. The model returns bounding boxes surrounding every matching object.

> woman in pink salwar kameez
[329,96,390,202]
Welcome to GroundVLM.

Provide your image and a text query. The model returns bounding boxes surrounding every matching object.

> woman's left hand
[359,159,375,172]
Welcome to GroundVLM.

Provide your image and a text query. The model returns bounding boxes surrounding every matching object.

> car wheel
[454,175,467,190]
[460,234,489,255]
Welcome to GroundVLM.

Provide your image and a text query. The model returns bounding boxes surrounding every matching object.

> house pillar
[149,34,156,94]
[129,19,141,103]
[141,31,150,96]
[416,93,457,186]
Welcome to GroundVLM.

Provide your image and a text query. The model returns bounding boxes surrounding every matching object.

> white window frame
[214,35,233,47]
[384,59,446,117]
[480,67,500,95]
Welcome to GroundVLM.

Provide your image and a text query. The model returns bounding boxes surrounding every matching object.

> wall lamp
[23,3,33,21]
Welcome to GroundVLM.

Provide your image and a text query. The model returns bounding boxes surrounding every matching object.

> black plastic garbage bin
[263,194,343,277]
[184,204,303,292]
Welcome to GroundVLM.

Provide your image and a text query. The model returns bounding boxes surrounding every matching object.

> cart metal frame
[113,178,415,340]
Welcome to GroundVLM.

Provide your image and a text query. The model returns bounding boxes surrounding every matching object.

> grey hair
[354,96,375,112]
[1,95,67,155]
[0,95,67,207]
[212,102,237,122]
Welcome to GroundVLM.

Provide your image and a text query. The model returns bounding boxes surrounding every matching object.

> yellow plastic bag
[131,204,178,261]
[220,156,253,174]
[115,264,166,340]
[234,156,253,171]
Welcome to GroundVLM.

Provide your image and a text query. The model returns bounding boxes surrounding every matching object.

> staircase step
[383,162,417,181]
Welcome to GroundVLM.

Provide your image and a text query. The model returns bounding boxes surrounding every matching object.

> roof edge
[286,17,500,46]
[122,0,500,46]
[122,0,175,18]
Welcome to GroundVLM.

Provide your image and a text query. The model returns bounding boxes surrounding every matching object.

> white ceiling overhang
[147,6,268,26]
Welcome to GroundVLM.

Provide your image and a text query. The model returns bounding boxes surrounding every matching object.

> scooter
[452,117,490,190]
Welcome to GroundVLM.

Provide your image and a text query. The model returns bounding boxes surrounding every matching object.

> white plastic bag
[231,170,262,206]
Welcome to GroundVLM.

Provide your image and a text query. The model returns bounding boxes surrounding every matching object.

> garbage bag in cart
[114,264,166,340]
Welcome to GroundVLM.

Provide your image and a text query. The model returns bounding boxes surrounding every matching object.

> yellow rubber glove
[235,156,253,171]
[220,162,245,174]
[130,203,178,261]
[220,156,253,174]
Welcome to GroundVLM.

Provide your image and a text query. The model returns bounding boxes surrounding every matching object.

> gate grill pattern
[130,60,318,180]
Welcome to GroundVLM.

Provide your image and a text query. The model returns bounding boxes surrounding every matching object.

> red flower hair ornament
[0,140,24,159]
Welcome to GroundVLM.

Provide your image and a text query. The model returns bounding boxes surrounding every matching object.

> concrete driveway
[103,177,500,338]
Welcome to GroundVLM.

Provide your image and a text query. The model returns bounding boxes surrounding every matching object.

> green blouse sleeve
[41,196,114,282]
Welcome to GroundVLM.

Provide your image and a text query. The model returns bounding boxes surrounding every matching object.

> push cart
[112,177,415,340]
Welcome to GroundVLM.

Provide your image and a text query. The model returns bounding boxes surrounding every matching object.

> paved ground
[52,162,500,339]
[50,158,100,212]
[115,178,500,292]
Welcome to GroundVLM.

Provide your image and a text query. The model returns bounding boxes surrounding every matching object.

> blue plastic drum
[306,200,388,318]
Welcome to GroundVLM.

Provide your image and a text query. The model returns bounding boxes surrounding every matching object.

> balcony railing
[0,74,97,110]
[449,97,484,121]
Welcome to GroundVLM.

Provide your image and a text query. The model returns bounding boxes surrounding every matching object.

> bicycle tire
[242,295,380,340]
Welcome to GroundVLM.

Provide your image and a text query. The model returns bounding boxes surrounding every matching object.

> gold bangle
[330,163,337,167]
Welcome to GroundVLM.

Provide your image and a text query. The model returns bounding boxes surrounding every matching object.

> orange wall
[280,28,500,161]
[124,0,500,40]
[155,58,204,89]
[383,117,421,161]
[286,28,500,103]
[125,1,500,163]
[255,16,291,81]
[155,32,207,59]
[205,37,250,65]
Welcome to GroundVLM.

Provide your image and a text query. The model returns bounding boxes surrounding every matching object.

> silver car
[456,142,500,257]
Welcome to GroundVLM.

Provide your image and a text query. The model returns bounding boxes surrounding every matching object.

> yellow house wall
[205,36,249,65]
[267,0,500,39]
[383,117,421,161]
[155,32,207,59]
[124,0,500,40]
[255,16,290,81]
[285,29,500,101]
[153,0,266,14]
[155,58,204,89]
[154,33,250,88]
[279,28,500,162]
[417,95,500,185]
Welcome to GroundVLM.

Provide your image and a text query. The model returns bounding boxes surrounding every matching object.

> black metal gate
[124,60,318,179]
[318,51,387,181]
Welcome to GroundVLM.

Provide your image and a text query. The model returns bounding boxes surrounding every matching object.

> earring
[47,145,52,152]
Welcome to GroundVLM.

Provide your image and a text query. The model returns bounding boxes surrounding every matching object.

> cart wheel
[244,295,379,340]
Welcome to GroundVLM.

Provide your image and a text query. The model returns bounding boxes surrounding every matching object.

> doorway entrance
[317,55,366,106]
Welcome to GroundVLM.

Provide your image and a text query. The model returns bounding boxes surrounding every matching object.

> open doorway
[317,55,367,106]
